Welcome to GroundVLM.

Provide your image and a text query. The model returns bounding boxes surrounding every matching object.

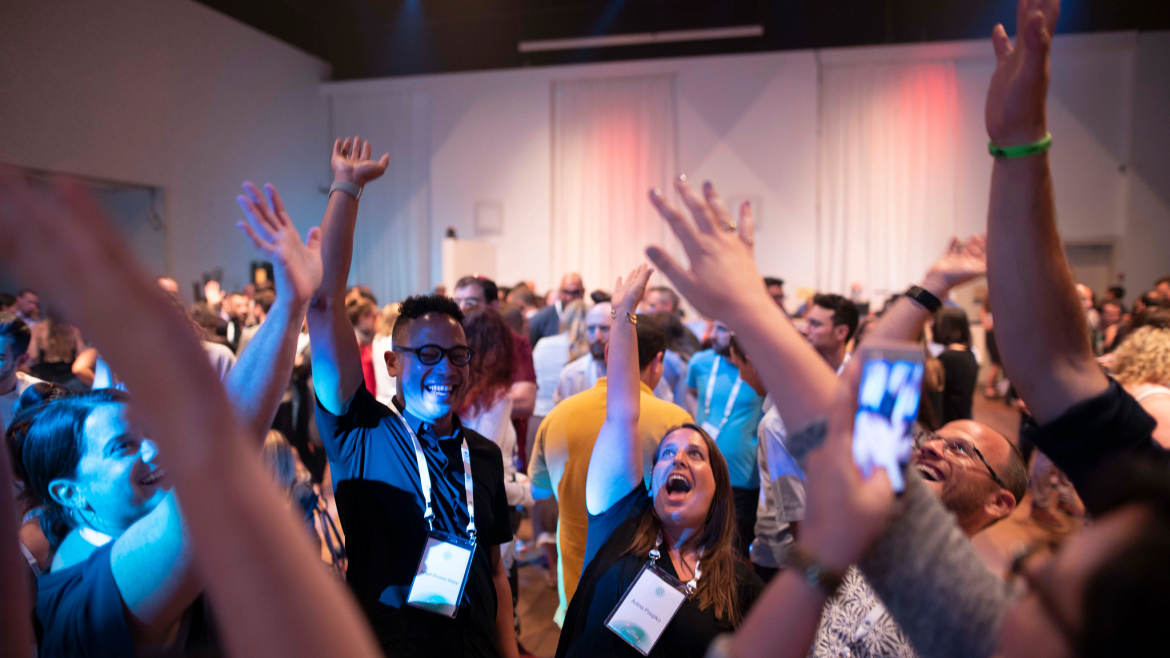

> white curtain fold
[817,61,960,300]
[552,75,682,292]
[330,91,432,305]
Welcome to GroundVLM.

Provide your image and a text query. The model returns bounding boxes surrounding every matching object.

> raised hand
[921,234,987,297]
[236,182,323,305]
[646,178,768,325]
[986,0,1061,146]
[610,263,654,315]
[331,136,390,187]
[204,279,225,309]
[800,360,895,572]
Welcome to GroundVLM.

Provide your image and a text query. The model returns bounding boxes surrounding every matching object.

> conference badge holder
[604,561,688,655]
[406,530,476,619]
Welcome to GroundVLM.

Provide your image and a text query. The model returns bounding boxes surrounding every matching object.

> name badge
[700,421,721,441]
[407,530,476,618]
[605,562,688,655]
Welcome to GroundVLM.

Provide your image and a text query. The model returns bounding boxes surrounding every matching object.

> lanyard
[649,533,702,595]
[703,356,743,432]
[394,411,477,540]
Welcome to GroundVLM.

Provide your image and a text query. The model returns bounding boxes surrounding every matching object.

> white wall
[325,30,1164,305]
[324,51,820,299]
[0,0,331,298]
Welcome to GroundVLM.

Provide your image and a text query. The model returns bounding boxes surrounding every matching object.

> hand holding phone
[852,343,925,493]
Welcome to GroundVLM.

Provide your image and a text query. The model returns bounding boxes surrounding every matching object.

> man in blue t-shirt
[685,320,764,557]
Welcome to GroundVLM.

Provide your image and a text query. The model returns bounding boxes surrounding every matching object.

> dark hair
[1132,307,1170,331]
[18,289,37,298]
[9,390,130,547]
[652,312,700,360]
[811,293,860,342]
[635,314,667,372]
[626,424,741,622]
[346,299,376,327]
[648,287,680,312]
[498,302,526,336]
[392,294,465,346]
[1107,285,1126,301]
[0,293,15,309]
[455,276,498,304]
[507,285,536,308]
[347,285,378,306]
[763,277,785,288]
[1079,459,1170,657]
[17,382,71,416]
[1139,290,1170,309]
[1101,298,1123,311]
[0,312,32,355]
[254,290,276,314]
[189,302,221,343]
[933,306,972,347]
[1157,275,1170,288]
[459,309,515,415]
[590,291,612,305]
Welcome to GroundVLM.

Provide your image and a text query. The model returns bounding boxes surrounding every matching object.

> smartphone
[852,343,925,493]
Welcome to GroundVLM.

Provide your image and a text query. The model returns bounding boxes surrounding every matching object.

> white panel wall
[0,0,331,299]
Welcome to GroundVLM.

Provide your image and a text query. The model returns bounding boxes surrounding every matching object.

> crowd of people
[3,2,1170,657]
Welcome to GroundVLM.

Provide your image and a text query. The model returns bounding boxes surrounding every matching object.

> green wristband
[989,132,1052,159]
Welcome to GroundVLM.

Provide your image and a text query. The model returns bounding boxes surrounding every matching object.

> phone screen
[852,352,925,493]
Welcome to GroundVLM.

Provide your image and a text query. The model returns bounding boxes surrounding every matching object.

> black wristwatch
[784,544,845,597]
[905,285,942,313]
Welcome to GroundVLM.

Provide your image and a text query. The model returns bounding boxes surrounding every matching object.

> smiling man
[308,138,517,658]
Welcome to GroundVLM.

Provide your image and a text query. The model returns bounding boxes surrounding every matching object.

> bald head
[559,273,585,304]
[913,419,1028,535]
[157,277,179,299]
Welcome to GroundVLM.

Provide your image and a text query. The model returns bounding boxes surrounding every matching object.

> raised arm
[228,182,322,443]
[862,236,987,345]
[729,361,895,658]
[586,265,654,515]
[984,0,1104,425]
[0,174,381,658]
[647,180,837,432]
[307,137,390,414]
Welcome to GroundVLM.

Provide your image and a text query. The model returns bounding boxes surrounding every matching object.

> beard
[590,340,606,361]
[714,342,732,358]
[939,476,990,522]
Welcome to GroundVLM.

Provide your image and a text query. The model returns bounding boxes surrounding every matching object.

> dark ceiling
[196,0,1170,80]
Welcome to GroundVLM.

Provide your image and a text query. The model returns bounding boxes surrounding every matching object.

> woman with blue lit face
[554,265,764,658]
[11,391,207,655]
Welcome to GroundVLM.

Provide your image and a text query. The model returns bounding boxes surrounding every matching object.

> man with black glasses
[308,137,516,658]
[528,273,585,346]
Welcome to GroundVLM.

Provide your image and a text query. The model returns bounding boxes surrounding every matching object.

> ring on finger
[726,220,739,231]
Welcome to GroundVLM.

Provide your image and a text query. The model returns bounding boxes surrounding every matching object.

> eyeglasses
[560,288,585,299]
[924,436,1009,491]
[397,344,474,367]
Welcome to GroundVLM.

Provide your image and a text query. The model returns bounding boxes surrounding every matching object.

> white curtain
[817,61,960,300]
[330,91,432,305]
[552,75,682,292]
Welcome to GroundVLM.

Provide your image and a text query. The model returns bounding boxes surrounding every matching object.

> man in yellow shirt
[529,314,692,625]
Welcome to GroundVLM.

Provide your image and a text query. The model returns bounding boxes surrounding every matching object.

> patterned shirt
[810,567,917,658]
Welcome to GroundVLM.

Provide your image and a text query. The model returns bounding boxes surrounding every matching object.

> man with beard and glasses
[686,320,766,557]
[307,137,516,658]
[553,300,674,405]
[530,312,692,627]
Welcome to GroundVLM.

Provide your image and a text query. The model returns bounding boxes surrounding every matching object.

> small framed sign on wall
[474,201,504,235]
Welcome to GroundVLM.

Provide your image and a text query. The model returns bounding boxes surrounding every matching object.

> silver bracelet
[329,179,362,200]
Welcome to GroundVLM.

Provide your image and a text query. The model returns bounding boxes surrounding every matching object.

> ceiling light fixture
[518,25,764,53]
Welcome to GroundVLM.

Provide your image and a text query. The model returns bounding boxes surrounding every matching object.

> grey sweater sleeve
[786,419,1012,658]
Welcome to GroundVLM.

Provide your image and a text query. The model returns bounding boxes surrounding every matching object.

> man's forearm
[987,155,1107,424]
[309,190,364,413]
[226,297,309,444]
[728,303,837,433]
[493,564,519,658]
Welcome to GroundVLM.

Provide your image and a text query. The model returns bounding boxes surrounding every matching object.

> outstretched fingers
[264,184,292,229]
[676,177,717,234]
[992,24,1013,62]
[237,220,272,254]
[649,188,701,254]
[645,245,697,301]
[738,200,756,248]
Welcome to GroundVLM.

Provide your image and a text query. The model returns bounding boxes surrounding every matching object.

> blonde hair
[375,303,401,339]
[560,300,589,362]
[260,430,309,492]
[1112,326,1170,387]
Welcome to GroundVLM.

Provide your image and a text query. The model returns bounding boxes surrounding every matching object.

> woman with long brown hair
[555,265,763,658]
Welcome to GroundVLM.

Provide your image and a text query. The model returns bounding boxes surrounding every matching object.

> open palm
[985,0,1060,146]
[236,182,322,304]
[331,136,390,187]
[926,235,987,292]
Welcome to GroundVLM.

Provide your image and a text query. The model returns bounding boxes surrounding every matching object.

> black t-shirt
[316,383,513,658]
[35,542,218,657]
[555,486,764,658]
[1021,379,1168,515]
[938,349,978,425]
